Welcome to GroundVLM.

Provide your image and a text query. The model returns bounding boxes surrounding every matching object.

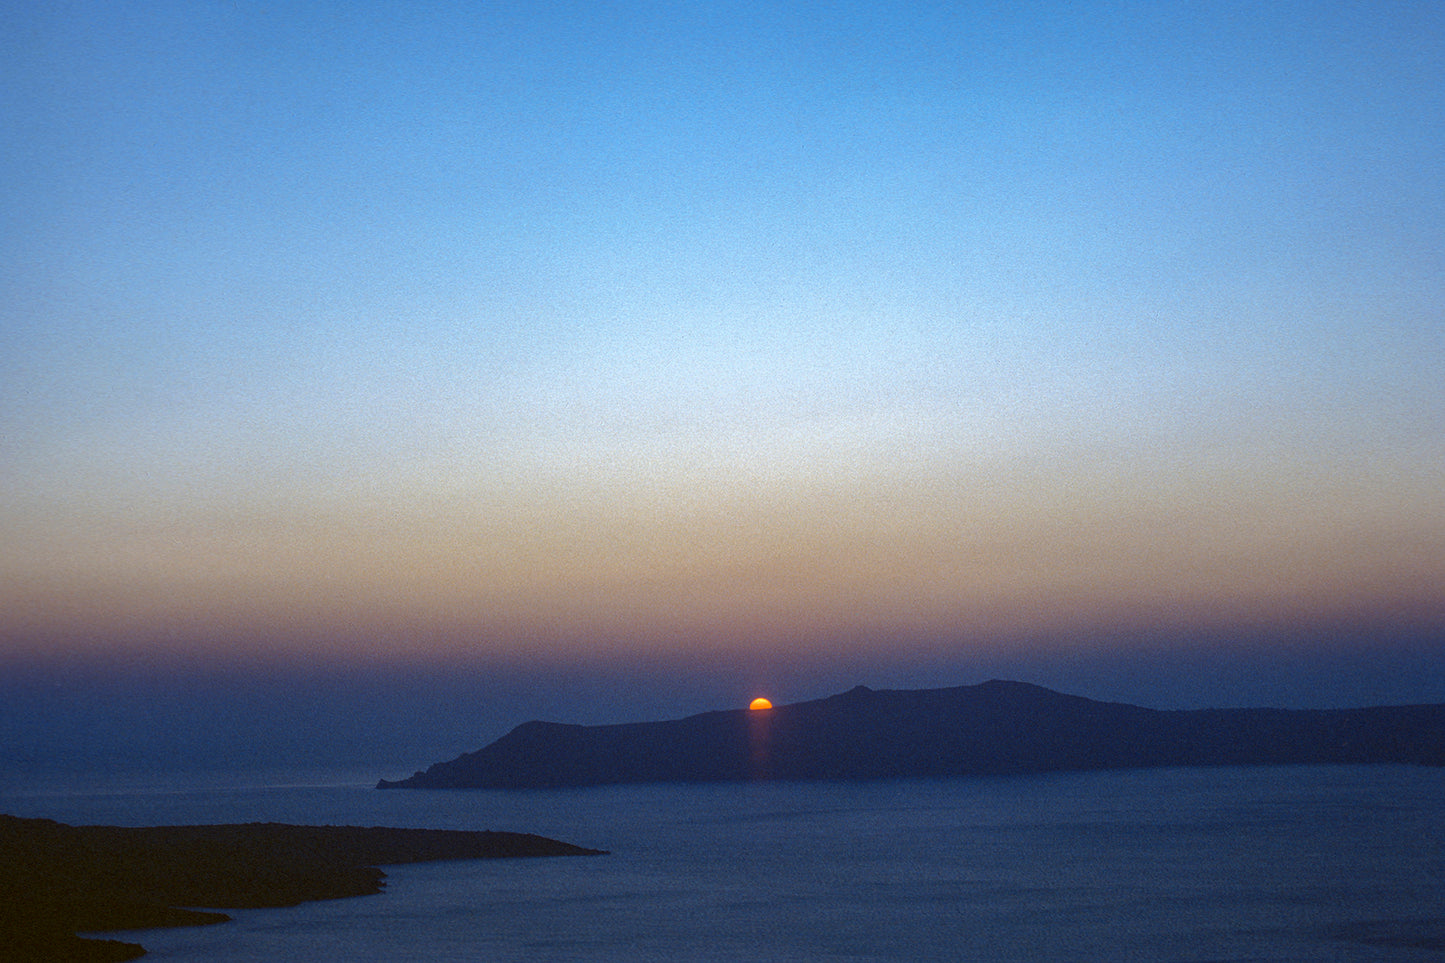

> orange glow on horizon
[749,697,773,711]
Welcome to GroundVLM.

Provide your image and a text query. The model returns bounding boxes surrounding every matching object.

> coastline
[0,814,606,961]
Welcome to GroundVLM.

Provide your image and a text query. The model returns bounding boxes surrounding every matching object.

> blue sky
[2,1,1442,768]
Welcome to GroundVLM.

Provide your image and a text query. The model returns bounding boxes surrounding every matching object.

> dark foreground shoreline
[0,814,606,962]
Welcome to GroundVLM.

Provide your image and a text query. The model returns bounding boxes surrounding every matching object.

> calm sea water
[2,765,1441,961]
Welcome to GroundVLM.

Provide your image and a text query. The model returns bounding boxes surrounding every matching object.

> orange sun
[748,697,773,711]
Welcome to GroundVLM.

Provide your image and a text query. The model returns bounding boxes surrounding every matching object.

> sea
[2,764,1441,962]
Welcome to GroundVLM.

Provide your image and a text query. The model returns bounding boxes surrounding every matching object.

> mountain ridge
[378,680,1445,790]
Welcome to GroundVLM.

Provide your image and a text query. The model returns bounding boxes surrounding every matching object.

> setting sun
[749,698,773,711]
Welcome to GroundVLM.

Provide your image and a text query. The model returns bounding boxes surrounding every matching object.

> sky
[2,1,1443,772]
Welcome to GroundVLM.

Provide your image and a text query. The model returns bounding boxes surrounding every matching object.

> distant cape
[378,680,1445,790]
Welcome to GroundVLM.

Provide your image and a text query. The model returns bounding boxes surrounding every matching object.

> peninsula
[0,816,605,962]
[379,680,1445,790]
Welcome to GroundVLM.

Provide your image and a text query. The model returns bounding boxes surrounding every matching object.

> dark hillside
[380,680,1445,790]
[0,816,604,961]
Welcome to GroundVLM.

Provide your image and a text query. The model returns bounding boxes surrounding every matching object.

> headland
[0,815,605,961]
[380,679,1445,790]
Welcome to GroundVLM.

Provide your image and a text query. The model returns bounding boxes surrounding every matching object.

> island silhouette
[378,680,1445,790]
[0,817,604,962]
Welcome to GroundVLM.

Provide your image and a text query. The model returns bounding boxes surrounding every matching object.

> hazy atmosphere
[3,1,1442,774]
